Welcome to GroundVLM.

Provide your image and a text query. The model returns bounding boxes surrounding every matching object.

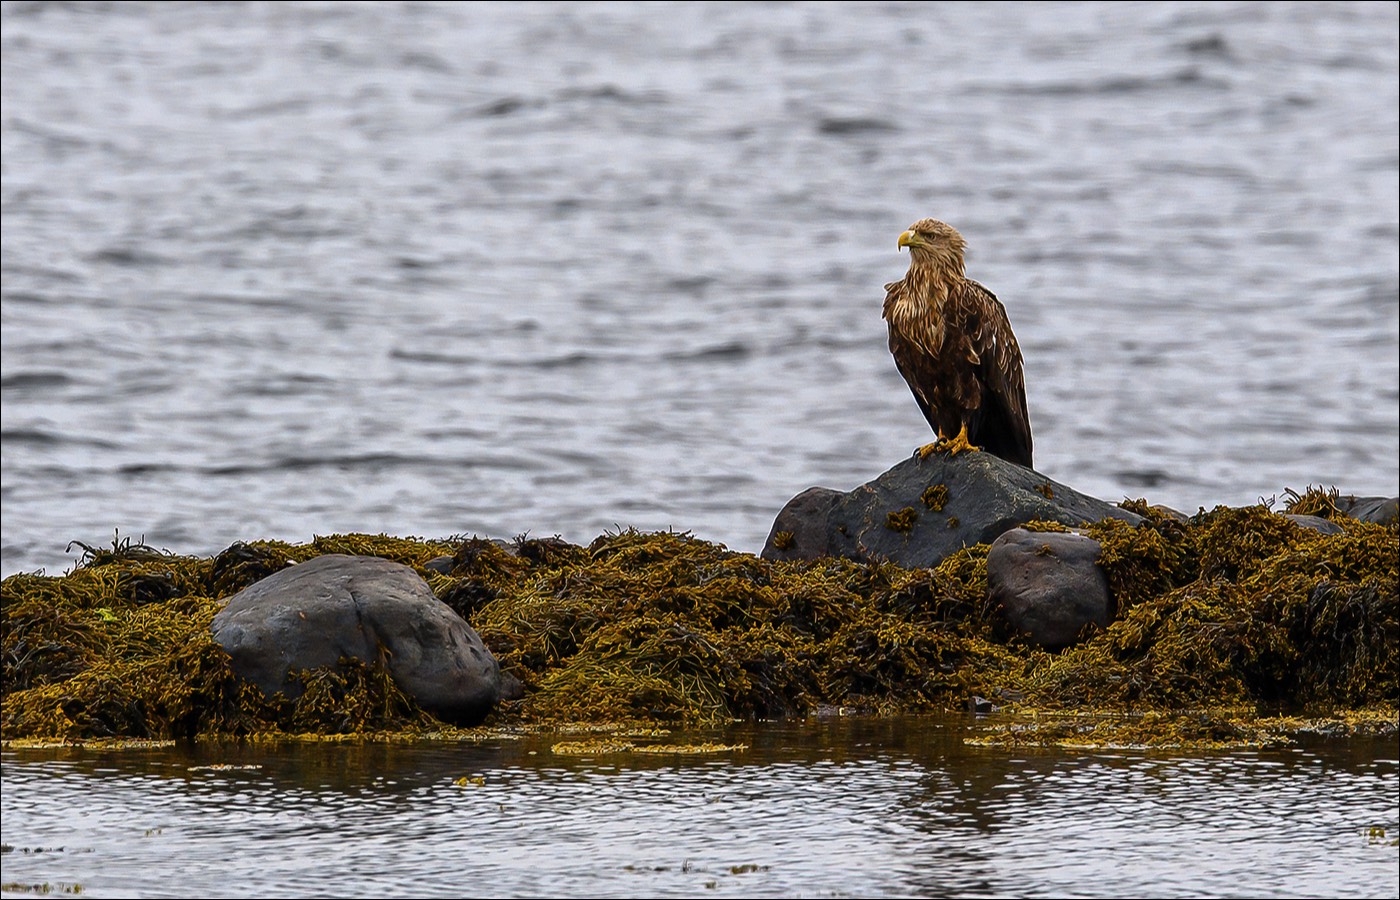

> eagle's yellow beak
[898,230,917,250]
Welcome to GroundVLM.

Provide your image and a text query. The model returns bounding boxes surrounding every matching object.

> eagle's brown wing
[952,279,1033,468]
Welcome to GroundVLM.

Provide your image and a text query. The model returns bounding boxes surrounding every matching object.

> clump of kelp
[1,533,448,743]
[2,494,1396,748]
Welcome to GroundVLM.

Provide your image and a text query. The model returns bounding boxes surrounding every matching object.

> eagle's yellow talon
[941,425,980,456]
[916,426,979,460]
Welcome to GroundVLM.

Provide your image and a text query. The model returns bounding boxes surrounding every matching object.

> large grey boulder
[761,450,1141,568]
[211,554,500,726]
[987,528,1112,650]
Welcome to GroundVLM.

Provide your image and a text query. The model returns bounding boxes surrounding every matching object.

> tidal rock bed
[1,486,1395,750]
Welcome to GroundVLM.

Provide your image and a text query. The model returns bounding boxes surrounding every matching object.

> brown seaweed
[2,499,1395,749]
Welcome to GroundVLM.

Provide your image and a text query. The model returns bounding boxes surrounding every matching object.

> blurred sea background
[3,5,1399,899]
[2,0,1397,576]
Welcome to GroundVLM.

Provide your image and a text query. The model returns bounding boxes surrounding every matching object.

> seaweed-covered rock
[987,528,1111,650]
[761,450,1141,568]
[1283,487,1399,527]
[211,554,500,725]
[2,519,1394,747]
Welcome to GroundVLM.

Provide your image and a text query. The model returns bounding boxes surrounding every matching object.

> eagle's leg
[917,424,979,459]
[940,423,980,456]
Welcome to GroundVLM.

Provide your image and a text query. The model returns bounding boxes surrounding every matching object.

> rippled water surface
[2,1,1397,576]
[2,718,1398,899]
[2,7,1398,893]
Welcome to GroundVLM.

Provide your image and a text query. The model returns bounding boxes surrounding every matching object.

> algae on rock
[2,503,1396,749]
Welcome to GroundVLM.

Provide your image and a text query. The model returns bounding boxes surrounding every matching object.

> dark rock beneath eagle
[210,554,501,726]
[987,528,1112,650]
[761,450,1141,569]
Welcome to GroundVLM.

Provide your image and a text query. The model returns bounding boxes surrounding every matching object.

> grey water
[2,4,1398,897]
[2,1,1397,578]
[3,718,1399,900]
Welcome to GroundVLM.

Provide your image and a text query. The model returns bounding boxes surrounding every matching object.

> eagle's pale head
[898,218,967,276]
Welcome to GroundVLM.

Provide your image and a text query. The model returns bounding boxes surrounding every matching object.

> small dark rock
[1282,514,1344,535]
[423,555,456,576]
[211,554,501,726]
[499,670,526,702]
[987,528,1112,650]
[762,451,1141,568]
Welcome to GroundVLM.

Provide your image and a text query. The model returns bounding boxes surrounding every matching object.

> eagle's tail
[978,405,1034,469]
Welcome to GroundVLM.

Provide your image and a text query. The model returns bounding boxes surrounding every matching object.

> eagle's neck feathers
[885,254,965,357]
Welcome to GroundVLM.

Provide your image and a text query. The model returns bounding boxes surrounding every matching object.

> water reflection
[3,717,1396,898]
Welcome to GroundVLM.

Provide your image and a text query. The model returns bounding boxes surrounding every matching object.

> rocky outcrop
[761,450,1142,569]
[986,528,1112,650]
[1339,495,1399,526]
[211,554,501,725]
